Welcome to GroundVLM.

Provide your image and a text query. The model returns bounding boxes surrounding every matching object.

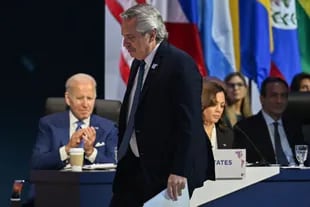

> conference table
[194,167,310,207]
[31,169,115,207]
[30,167,310,207]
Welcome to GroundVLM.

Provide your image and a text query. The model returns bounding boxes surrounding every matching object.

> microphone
[234,125,270,166]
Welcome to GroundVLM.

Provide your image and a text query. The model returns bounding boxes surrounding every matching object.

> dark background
[1,1,105,206]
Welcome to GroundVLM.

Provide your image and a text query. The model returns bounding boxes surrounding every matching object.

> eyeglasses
[227,82,245,88]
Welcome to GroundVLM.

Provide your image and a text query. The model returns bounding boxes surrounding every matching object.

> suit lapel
[216,128,228,149]
[58,111,70,146]
[140,41,167,100]
[282,118,296,149]
[122,60,140,115]
[256,112,276,162]
[90,115,103,138]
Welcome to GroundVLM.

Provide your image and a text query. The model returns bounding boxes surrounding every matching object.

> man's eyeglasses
[227,82,245,88]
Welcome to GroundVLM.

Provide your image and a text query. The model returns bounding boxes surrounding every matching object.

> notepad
[144,182,189,207]
[82,163,117,170]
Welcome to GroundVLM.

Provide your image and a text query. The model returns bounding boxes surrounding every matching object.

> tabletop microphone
[234,125,270,166]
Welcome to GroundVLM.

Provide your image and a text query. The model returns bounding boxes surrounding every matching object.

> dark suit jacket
[233,111,304,164]
[31,111,118,169]
[216,125,234,149]
[113,41,215,201]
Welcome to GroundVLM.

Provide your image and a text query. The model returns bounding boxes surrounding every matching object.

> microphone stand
[234,125,270,166]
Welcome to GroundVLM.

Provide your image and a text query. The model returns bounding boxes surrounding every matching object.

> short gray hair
[121,4,168,42]
[65,73,97,96]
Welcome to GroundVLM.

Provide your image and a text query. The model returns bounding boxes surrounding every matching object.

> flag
[296,0,310,74]
[270,0,301,85]
[105,0,206,85]
[199,0,237,80]
[239,0,273,89]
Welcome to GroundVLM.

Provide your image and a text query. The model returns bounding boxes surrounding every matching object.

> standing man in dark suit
[233,77,304,165]
[110,4,215,207]
[32,73,118,170]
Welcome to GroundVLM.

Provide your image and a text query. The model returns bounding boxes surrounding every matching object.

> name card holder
[213,149,246,179]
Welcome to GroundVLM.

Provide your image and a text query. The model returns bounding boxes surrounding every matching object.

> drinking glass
[114,146,118,164]
[295,145,308,167]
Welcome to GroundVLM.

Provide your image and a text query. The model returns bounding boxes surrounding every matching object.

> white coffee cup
[69,148,84,172]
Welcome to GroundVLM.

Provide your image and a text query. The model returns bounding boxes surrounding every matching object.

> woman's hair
[290,72,310,91]
[224,72,252,127]
[201,78,227,129]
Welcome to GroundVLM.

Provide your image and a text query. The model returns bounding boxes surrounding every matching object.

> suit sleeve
[170,55,206,177]
[31,119,66,170]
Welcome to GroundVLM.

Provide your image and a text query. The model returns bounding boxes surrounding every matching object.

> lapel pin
[151,64,158,69]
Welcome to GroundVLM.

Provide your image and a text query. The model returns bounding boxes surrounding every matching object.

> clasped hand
[66,127,96,156]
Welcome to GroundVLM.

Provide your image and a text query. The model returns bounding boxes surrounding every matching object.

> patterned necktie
[118,60,145,161]
[76,120,84,147]
[273,122,289,165]
[75,120,84,131]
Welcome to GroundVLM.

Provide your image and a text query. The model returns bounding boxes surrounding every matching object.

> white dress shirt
[261,110,296,165]
[209,125,218,150]
[128,43,161,157]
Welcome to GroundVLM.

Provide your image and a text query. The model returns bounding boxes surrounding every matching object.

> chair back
[285,92,310,124]
[285,92,310,145]
[45,97,121,124]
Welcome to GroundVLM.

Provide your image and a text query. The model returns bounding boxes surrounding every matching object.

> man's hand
[82,127,96,156]
[65,130,85,154]
[167,174,187,201]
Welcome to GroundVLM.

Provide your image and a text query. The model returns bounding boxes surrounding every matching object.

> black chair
[285,92,310,165]
[285,92,310,124]
[45,97,122,124]
[285,92,310,140]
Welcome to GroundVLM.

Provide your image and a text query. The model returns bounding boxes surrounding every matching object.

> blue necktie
[273,122,289,165]
[118,60,145,161]
[76,120,84,131]
[76,120,84,147]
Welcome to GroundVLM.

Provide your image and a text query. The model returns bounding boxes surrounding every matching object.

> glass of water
[295,145,308,168]
[114,146,118,164]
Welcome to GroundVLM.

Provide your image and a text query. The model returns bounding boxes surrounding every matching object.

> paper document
[143,183,189,207]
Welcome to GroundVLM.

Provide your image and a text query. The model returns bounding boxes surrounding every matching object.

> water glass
[114,146,118,164]
[295,145,308,167]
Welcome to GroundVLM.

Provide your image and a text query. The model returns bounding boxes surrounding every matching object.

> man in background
[31,73,118,170]
[233,77,304,166]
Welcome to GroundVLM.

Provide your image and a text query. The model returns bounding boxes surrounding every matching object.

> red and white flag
[105,0,206,98]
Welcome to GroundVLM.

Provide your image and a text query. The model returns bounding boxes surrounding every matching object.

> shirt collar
[261,110,283,126]
[144,42,161,69]
[69,110,90,127]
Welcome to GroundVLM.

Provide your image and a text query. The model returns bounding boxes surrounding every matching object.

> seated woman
[202,78,233,149]
[290,72,310,92]
[224,72,252,128]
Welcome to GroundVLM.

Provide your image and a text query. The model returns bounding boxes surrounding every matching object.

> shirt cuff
[59,146,69,161]
[85,148,97,163]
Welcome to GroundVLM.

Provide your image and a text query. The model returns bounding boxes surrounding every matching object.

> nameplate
[213,149,246,179]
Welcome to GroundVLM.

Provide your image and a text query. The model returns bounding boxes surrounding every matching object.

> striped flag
[105,0,206,85]
[199,0,237,80]
[296,0,310,74]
